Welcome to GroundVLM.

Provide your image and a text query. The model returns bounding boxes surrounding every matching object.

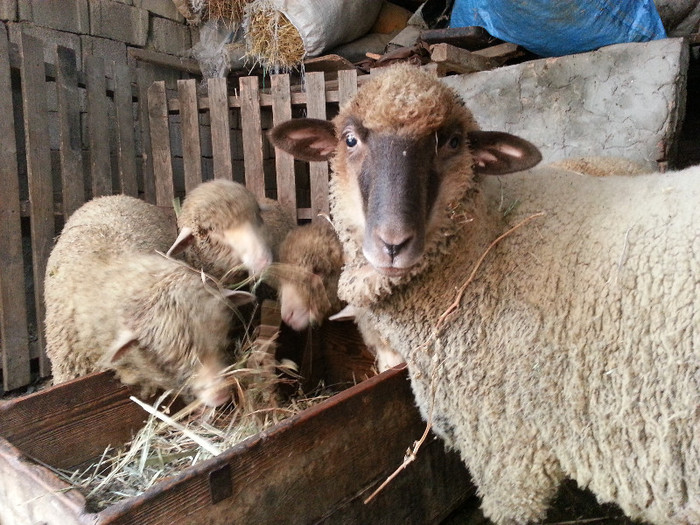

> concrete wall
[444,38,689,170]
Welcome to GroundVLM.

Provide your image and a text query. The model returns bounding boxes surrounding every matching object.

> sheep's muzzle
[359,133,439,275]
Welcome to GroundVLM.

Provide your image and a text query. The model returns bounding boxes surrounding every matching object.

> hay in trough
[48,333,337,511]
[244,0,305,73]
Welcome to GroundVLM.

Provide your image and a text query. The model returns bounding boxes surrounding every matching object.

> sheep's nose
[376,228,413,262]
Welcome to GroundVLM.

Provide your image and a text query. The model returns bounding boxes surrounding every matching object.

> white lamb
[45,195,253,407]
[168,179,274,282]
[268,64,700,524]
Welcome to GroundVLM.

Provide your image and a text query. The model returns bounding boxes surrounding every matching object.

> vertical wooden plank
[177,79,203,192]
[137,68,155,203]
[19,33,54,376]
[0,25,31,390]
[305,71,330,219]
[338,68,358,106]
[113,62,138,197]
[55,45,85,218]
[239,76,265,199]
[208,77,233,181]
[271,74,296,217]
[147,81,175,207]
[85,55,111,198]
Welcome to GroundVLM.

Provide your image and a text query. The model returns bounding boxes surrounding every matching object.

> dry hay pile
[174,0,253,26]
[175,0,306,73]
[244,0,305,73]
[46,336,337,511]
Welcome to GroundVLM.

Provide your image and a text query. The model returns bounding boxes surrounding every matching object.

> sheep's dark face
[268,116,541,277]
[267,65,542,277]
[339,118,465,275]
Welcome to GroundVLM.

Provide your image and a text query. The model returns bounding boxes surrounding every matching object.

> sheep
[259,196,297,262]
[267,64,700,524]
[167,179,274,283]
[546,156,651,177]
[45,194,253,407]
[275,219,344,330]
[274,218,404,372]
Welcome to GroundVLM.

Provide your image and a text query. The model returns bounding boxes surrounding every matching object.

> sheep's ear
[222,289,256,306]
[268,118,337,162]
[106,328,139,363]
[329,304,357,322]
[167,227,194,257]
[467,131,542,175]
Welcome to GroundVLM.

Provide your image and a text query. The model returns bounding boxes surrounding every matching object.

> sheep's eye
[448,134,461,149]
[345,133,358,148]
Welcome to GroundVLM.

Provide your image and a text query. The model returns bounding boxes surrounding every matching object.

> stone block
[168,113,183,157]
[199,121,212,157]
[17,0,88,33]
[81,35,127,77]
[443,38,689,169]
[89,0,148,47]
[148,14,191,56]
[136,0,184,22]
[8,21,82,68]
[0,0,17,21]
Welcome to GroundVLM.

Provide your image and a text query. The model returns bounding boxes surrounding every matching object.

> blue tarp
[449,0,667,57]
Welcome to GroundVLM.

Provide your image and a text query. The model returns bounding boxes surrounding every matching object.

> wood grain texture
[0,372,144,469]
[137,68,156,204]
[271,74,296,216]
[18,32,54,376]
[239,76,265,199]
[177,79,203,192]
[0,24,30,391]
[85,55,112,198]
[113,62,138,197]
[304,71,330,218]
[147,81,175,207]
[208,77,233,181]
[0,369,473,524]
[338,68,359,106]
[55,45,85,218]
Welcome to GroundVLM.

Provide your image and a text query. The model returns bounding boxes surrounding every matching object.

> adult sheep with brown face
[45,195,253,407]
[269,64,700,524]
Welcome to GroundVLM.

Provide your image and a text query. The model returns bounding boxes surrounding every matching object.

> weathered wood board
[0,366,474,524]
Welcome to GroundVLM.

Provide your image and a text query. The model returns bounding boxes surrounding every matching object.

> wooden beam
[128,47,201,75]
[429,43,497,75]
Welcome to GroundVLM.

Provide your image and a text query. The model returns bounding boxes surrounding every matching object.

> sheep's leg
[473,445,563,525]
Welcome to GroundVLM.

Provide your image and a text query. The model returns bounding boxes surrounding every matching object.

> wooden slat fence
[0,25,361,392]
[147,69,358,222]
[0,28,154,392]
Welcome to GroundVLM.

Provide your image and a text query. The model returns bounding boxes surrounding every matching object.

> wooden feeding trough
[0,347,473,524]
[0,29,474,524]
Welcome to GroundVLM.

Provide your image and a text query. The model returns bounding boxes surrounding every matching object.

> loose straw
[130,396,223,456]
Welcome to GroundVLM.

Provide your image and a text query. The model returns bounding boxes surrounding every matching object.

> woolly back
[52,194,175,259]
[118,255,234,374]
[178,179,262,234]
[279,221,343,281]
[259,197,297,260]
